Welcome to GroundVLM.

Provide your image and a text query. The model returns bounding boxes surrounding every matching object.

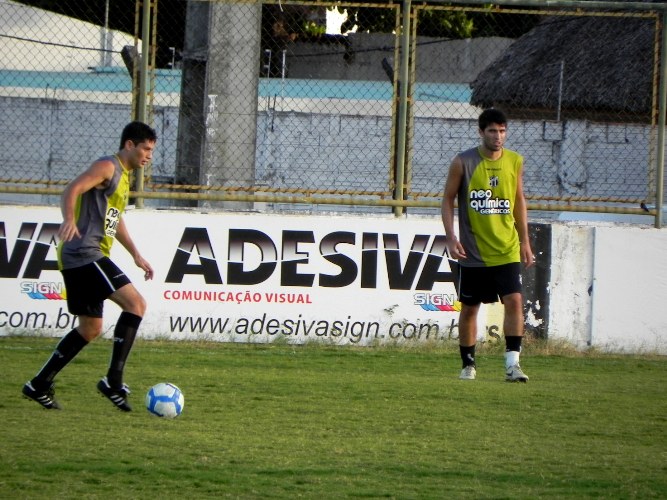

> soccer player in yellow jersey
[22,122,156,410]
[441,109,535,381]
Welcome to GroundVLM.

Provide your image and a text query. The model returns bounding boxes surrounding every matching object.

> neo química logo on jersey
[469,189,511,215]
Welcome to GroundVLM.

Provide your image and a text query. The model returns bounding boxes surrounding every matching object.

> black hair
[478,108,507,131]
[119,121,157,150]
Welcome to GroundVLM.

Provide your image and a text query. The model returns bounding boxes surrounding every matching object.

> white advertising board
[0,206,502,345]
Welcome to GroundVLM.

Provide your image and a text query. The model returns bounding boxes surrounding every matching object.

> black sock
[107,312,142,388]
[505,335,523,352]
[32,329,88,389]
[460,344,476,368]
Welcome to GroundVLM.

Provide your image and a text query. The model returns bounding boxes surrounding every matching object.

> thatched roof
[470,15,656,122]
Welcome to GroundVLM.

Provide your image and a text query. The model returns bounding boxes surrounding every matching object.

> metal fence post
[393,0,412,217]
[135,0,152,208]
[655,12,667,228]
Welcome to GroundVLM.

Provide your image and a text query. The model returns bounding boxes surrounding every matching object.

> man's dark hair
[119,121,157,150]
[478,108,507,131]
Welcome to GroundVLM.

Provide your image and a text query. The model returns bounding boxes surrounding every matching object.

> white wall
[0,96,655,208]
[0,0,135,71]
[255,113,652,202]
[1,206,666,353]
[548,224,595,348]
[548,221,667,353]
[590,226,667,353]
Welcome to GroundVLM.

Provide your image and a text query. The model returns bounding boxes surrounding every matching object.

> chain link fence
[0,0,140,206]
[408,4,662,215]
[166,0,402,213]
[0,0,665,220]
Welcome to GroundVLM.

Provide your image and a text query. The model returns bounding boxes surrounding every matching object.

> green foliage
[418,10,474,38]
[3,337,666,498]
[303,20,327,37]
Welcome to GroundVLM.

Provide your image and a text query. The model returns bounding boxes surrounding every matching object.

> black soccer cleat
[22,381,62,410]
[97,377,132,412]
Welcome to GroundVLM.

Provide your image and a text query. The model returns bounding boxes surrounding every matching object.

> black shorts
[458,262,522,306]
[61,257,131,317]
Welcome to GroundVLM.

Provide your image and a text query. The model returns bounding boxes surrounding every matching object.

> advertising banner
[0,206,502,345]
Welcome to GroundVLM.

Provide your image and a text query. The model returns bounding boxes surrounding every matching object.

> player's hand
[57,220,80,242]
[522,242,535,268]
[134,255,154,280]
[446,236,467,260]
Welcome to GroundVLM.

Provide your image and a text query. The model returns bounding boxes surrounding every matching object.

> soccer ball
[145,382,184,419]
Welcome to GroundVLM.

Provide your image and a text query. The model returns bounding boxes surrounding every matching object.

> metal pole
[280,49,286,111]
[655,13,667,228]
[137,0,150,123]
[393,0,411,217]
[102,0,110,67]
[135,0,151,208]
[556,60,564,122]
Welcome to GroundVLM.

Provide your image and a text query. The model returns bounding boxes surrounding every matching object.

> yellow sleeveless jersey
[456,147,522,267]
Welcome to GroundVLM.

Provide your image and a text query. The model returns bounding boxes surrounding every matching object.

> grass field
[1,336,666,499]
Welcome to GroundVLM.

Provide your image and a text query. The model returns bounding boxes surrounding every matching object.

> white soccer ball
[146,382,184,419]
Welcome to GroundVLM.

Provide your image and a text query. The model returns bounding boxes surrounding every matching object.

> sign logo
[20,281,66,300]
[413,292,460,312]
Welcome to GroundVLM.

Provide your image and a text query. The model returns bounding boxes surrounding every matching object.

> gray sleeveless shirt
[58,155,129,270]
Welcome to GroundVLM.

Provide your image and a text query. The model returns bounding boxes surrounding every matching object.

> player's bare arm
[441,156,467,260]
[58,160,115,242]
[513,166,535,268]
[115,218,154,280]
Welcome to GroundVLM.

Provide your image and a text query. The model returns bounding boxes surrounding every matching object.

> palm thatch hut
[470,14,658,123]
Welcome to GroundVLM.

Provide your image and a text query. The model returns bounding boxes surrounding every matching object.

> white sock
[504,350,520,369]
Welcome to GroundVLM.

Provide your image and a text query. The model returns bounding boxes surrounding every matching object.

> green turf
[1,336,666,499]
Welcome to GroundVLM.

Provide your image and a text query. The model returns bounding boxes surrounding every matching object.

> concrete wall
[0,97,653,207]
[287,34,515,83]
[0,97,179,207]
[549,224,595,348]
[548,222,667,354]
[255,112,652,202]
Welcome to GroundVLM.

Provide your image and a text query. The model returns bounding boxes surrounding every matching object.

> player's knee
[129,295,147,317]
[502,293,522,309]
[76,324,103,342]
[114,287,147,317]
[460,303,480,318]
